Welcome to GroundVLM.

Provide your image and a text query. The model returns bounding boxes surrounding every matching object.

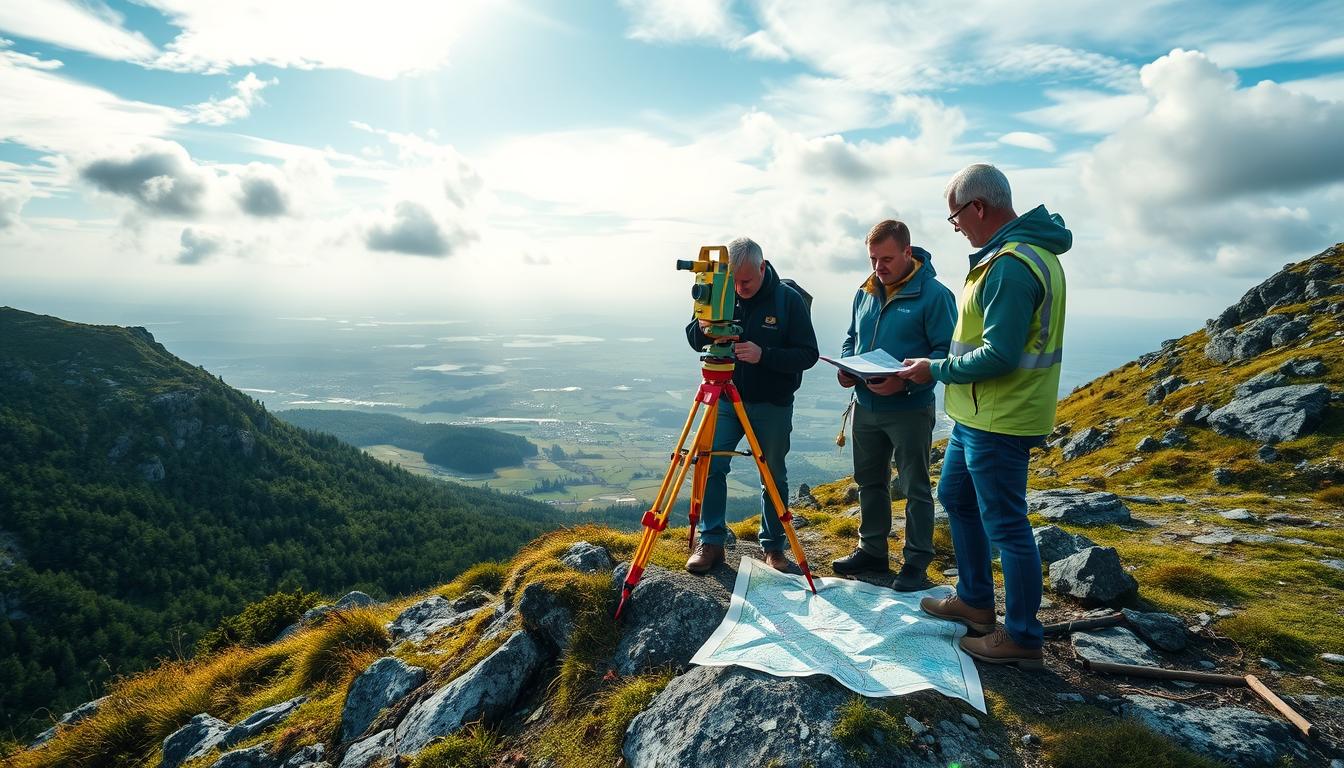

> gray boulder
[387,590,491,644]
[518,580,575,651]
[1174,403,1211,426]
[394,631,545,755]
[223,696,306,748]
[161,713,231,768]
[1205,314,1291,363]
[1028,489,1133,526]
[1218,508,1255,521]
[335,591,377,610]
[1061,427,1109,461]
[209,744,277,768]
[1071,627,1160,666]
[29,696,106,748]
[280,744,327,768]
[1234,370,1289,398]
[1145,375,1185,405]
[1208,384,1330,443]
[337,730,393,768]
[1048,547,1138,606]
[1032,525,1097,565]
[1271,316,1309,346]
[792,483,821,510]
[1122,695,1307,767]
[1121,609,1188,652]
[560,541,615,573]
[1135,436,1161,453]
[625,665,952,768]
[340,657,426,743]
[611,562,729,675]
[1256,444,1280,462]
[1281,357,1327,377]
[1158,428,1188,448]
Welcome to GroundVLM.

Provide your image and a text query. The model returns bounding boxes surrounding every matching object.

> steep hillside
[8,249,1344,768]
[0,308,570,740]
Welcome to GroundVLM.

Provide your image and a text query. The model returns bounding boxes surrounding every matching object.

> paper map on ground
[691,557,986,712]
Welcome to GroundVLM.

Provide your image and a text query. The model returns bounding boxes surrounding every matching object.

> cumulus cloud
[0,180,32,230]
[998,131,1056,153]
[1080,49,1344,278]
[187,72,277,126]
[236,162,289,217]
[176,226,223,264]
[0,0,156,62]
[81,142,213,217]
[366,200,473,257]
[1084,49,1344,205]
[142,1,487,79]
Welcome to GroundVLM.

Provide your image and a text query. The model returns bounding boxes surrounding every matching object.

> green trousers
[851,402,936,569]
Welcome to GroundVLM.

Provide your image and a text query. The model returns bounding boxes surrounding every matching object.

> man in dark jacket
[684,236,819,574]
[833,220,956,590]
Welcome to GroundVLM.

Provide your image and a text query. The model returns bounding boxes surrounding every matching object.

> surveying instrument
[615,245,817,619]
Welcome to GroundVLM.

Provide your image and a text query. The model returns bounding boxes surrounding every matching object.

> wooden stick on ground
[1078,659,1317,739]
[1042,613,1124,636]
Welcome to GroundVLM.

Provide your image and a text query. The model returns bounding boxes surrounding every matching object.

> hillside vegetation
[276,410,537,475]
[0,308,570,740]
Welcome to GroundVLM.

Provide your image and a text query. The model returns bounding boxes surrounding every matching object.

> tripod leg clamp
[641,509,669,531]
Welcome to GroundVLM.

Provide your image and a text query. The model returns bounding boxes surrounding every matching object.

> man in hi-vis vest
[896,163,1071,668]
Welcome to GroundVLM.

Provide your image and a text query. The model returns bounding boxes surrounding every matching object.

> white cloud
[0,46,182,155]
[620,0,740,43]
[365,200,474,257]
[235,162,289,217]
[1081,49,1344,280]
[187,72,277,126]
[143,1,490,79]
[1020,89,1148,135]
[998,132,1056,153]
[1282,72,1344,103]
[0,0,155,61]
[0,180,33,230]
[80,141,216,218]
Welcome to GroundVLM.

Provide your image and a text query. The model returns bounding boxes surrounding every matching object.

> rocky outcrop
[337,730,393,768]
[1071,627,1160,666]
[518,581,575,652]
[1145,375,1185,405]
[1027,489,1133,526]
[1121,609,1188,652]
[1032,525,1097,565]
[559,541,615,573]
[393,631,545,755]
[610,563,729,675]
[386,589,491,645]
[1207,384,1330,443]
[161,714,231,768]
[1048,547,1137,606]
[1061,426,1109,460]
[223,696,306,749]
[340,658,425,743]
[30,697,106,748]
[1206,265,1306,333]
[1234,370,1288,398]
[1122,695,1308,767]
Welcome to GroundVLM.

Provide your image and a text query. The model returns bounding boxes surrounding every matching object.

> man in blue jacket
[832,220,957,591]
[684,237,819,574]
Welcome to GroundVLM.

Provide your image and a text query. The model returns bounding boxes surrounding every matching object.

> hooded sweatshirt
[931,205,1072,385]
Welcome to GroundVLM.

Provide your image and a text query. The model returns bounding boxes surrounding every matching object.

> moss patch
[830,697,912,764]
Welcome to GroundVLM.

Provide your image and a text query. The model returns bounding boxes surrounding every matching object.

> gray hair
[944,163,1012,210]
[727,237,763,270]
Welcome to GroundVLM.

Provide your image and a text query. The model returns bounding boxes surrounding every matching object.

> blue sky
[2,0,1343,325]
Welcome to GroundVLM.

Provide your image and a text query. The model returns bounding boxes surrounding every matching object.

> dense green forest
[0,308,573,740]
[277,409,537,473]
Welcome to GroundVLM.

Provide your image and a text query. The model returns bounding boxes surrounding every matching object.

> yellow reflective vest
[944,242,1066,436]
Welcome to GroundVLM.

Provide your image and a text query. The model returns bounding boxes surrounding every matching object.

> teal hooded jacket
[931,205,1072,385]
[841,247,957,412]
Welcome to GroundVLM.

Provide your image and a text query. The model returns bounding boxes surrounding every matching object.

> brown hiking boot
[685,542,725,574]
[763,550,792,572]
[920,593,996,634]
[959,629,1044,670]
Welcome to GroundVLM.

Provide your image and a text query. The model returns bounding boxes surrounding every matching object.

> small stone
[1021,733,1041,747]
[943,568,958,577]
[1055,692,1085,703]
[921,733,935,745]
[904,715,927,735]
[1172,680,1196,689]
[799,724,810,741]
[1219,508,1255,521]
[960,713,980,730]
[1216,608,1235,618]
[983,747,1000,762]
[1320,653,1344,665]
[759,718,777,732]
[1198,660,1216,670]
[1259,657,1281,670]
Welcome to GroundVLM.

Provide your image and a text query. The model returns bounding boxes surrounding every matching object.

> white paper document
[691,557,986,712]
[819,349,912,379]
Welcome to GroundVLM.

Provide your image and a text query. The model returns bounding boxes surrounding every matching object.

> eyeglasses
[946,199,976,224]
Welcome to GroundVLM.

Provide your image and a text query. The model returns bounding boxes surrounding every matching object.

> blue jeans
[699,400,792,553]
[937,423,1046,649]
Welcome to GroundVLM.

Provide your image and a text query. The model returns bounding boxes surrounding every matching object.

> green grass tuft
[1144,563,1238,601]
[409,725,502,768]
[830,697,912,764]
[1041,709,1221,768]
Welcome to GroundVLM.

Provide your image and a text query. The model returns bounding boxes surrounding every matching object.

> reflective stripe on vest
[943,240,1066,436]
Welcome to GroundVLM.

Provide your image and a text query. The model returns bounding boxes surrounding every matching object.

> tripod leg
[686,399,719,550]
[727,388,818,594]
[616,394,719,618]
